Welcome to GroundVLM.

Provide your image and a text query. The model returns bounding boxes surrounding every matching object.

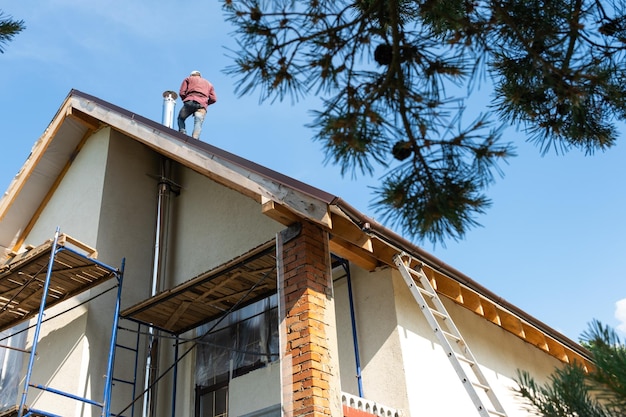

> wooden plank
[545,337,569,363]
[329,212,373,252]
[329,237,378,272]
[262,199,299,226]
[58,234,98,258]
[0,237,117,333]
[427,270,462,303]
[164,300,192,329]
[498,307,525,338]
[121,240,276,318]
[481,301,501,326]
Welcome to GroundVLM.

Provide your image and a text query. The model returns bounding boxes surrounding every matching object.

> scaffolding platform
[0,233,117,333]
[121,238,277,334]
[0,230,123,417]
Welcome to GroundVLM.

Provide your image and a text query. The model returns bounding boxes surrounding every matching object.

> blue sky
[1,1,626,344]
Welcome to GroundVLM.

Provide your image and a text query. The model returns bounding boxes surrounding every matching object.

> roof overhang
[0,89,593,370]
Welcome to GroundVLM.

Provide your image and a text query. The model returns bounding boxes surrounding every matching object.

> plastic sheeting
[0,324,27,412]
[196,295,279,387]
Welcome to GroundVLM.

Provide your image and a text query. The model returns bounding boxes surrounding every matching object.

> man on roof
[177,70,217,140]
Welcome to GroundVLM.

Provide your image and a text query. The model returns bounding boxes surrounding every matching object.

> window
[195,295,279,417]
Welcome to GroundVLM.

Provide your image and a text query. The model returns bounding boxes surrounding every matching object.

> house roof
[0,89,593,369]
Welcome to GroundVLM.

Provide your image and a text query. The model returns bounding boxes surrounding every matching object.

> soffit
[0,109,92,256]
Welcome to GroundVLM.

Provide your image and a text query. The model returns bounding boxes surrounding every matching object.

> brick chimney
[277,221,342,417]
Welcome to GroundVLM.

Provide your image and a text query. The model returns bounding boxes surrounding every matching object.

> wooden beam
[329,237,379,272]
[261,199,299,226]
[329,213,373,252]
[498,308,525,338]
[427,270,462,303]
[481,301,501,326]
[67,108,101,130]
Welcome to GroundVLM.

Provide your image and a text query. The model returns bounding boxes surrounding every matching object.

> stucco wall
[18,129,167,416]
[19,128,111,416]
[334,266,411,412]
[166,165,283,287]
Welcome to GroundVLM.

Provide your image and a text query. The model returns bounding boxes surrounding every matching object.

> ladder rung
[456,354,476,366]
[472,381,491,391]
[394,254,508,416]
[430,308,448,320]
[417,286,435,298]
[441,330,461,343]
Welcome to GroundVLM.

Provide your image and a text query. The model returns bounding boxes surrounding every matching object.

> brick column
[277,222,341,417]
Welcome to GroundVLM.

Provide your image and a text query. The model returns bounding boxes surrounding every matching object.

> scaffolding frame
[2,234,279,417]
[0,229,124,417]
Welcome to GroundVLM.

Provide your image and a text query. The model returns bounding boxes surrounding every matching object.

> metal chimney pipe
[161,90,178,128]
[143,158,171,417]
[142,92,180,417]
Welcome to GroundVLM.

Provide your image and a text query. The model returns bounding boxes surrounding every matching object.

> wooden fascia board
[328,208,373,252]
[68,96,331,229]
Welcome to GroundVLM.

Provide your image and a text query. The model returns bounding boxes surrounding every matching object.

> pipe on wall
[334,257,364,398]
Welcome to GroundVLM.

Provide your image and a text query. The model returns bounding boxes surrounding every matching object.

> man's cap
[190,70,201,76]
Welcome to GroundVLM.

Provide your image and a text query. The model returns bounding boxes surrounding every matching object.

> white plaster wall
[166,166,283,288]
[333,271,359,395]
[335,265,411,412]
[18,128,110,416]
[16,129,161,416]
[24,127,109,249]
[91,130,162,417]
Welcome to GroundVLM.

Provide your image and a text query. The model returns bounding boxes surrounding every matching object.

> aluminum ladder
[393,253,507,417]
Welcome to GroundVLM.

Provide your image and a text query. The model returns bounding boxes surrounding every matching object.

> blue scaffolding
[0,229,124,417]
